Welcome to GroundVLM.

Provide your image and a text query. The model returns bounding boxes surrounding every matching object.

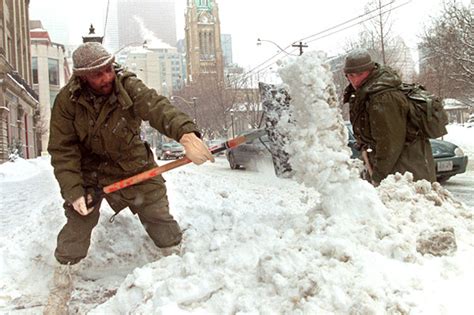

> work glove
[71,195,95,216]
[179,132,215,165]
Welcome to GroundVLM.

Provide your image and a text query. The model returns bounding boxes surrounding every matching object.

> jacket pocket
[116,142,151,172]
[112,117,135,145]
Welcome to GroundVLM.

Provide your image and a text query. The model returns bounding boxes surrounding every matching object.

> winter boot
[43,263,75,315]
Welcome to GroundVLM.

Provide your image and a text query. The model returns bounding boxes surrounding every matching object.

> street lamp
[170,95,198,124]
[191,97,197,123]
[256,38,300,56]
[229,109,235,138]
[114,40,148,54]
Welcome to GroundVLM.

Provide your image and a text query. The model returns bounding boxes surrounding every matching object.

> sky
[1,51,474,314]
[28,0,472,70]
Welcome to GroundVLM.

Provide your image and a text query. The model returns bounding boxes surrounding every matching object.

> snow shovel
[101,128,268,195]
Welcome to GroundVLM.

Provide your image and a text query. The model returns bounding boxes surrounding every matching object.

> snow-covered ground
[0,52,473,314]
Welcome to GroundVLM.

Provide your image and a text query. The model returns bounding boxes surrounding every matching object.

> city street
[443,169,474,210]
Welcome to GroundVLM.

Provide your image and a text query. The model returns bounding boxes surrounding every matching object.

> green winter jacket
[48,65,198,203]
[344,64,436,184]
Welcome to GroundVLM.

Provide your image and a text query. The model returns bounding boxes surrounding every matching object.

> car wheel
[437,176,451,183]
[229,153,239,169]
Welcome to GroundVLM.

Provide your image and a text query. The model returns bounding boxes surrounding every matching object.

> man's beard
[93,82,113,95]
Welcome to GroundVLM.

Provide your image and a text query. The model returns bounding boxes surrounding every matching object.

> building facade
[184,0,224,83]
[30,21,70,155]
[118,39,185,96]
[0,0,40,162]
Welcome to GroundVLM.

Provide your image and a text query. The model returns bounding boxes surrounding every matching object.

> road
[215,154,474,211]
[443,170,474,210]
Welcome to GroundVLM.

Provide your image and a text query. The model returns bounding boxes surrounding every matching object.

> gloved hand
[71,195,95,216]
[179,133,215,165]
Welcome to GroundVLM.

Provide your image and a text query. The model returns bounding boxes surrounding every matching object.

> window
[7,37,13,63]
[48,58,59,85]
[32,57,38,84]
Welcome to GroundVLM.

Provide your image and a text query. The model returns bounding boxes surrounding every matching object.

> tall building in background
[117,39,185,95]
[0,0,40,163]
[104,0,120,53]
[184,0,224,83]
[30,21,70,155]
[220,34,232,66]
[117,0,177,48]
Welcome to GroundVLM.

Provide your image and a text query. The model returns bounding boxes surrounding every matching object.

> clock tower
[184,0,224,84]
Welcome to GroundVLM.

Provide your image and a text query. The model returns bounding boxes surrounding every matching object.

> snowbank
[1,52,473,315]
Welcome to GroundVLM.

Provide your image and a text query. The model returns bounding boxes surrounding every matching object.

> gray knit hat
[72,42,115,75]
[343,49,375,74]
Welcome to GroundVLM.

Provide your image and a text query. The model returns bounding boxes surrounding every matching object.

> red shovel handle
[103,157,191,194]
[102,131,264,194]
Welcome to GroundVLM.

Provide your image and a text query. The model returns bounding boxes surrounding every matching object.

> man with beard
[44,42,214,314]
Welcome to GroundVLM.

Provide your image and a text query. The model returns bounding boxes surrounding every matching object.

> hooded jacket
[344,64,436,183]
[48,66,199,203]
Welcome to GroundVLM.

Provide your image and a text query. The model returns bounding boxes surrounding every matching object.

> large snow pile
[91,52,474,314]
[0,52,473,314]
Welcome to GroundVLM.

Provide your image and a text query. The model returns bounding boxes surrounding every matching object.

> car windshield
[162,142,182,149]
[245,135,270,145]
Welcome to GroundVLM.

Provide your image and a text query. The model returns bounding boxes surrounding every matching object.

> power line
[295,0,399,44]
[305,0,412,45]
[230,0,399,86]
[230,0,412,86]
[255,1,399,70]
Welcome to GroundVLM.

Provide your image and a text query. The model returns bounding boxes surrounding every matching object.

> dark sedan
[227,127,468,182]
[225,132,272,169]
[430,138,468,182]
[156,141,185,160]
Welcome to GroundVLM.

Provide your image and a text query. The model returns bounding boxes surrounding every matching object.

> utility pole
[230,109,235,138]
[292,41,308,56]
[192,97,197,124]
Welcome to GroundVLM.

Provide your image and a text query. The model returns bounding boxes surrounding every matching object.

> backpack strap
[426,97,433,121]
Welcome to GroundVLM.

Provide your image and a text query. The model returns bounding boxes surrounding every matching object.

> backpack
[399,83,449,139]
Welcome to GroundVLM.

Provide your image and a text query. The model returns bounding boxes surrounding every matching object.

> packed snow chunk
[416,227,457,256]
[320,179,387,222]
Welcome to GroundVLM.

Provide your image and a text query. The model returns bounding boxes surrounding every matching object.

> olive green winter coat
[48,65,198,203]
[344,64,436,184]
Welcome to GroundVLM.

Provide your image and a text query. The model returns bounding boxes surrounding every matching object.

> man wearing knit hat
[44,42,214,314]
[343,48,435,186]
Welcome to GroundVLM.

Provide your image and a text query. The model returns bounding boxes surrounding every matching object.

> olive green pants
[54,177,182,265]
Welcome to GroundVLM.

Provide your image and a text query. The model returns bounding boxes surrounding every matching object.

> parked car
[225,131,272,169]
[346,123,468,182]
[430,138,469,182]
[156,141,185,160]
[227,126,468,182]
